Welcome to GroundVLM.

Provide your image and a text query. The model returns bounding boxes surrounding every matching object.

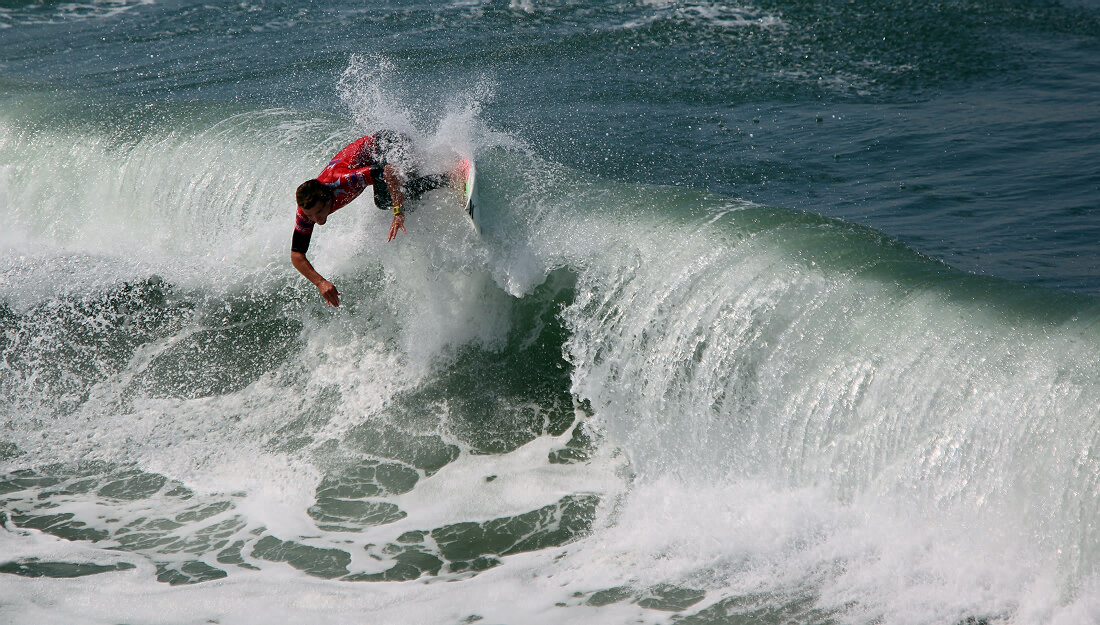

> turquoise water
[2,2,1100,624]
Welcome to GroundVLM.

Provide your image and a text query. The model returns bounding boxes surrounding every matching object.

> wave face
[3,78,1100,625]
[3,1,1100,622]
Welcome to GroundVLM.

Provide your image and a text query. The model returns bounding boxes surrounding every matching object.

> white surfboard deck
[456,158,480,234]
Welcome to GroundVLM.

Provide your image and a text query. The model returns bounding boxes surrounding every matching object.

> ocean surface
[2,1,1100,623]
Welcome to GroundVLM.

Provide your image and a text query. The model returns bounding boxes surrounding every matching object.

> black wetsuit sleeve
[291,229,312,254]
[371,164,391,209]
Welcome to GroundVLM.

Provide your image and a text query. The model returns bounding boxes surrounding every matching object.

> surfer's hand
[387,212,406,242]
[318,280,340,307]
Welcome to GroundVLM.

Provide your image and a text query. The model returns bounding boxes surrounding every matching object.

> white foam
[388,428,624,529]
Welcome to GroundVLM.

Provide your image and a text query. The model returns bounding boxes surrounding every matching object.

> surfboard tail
[455,158,480,234]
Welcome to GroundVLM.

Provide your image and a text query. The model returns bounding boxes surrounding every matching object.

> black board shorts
[371,167,449,211]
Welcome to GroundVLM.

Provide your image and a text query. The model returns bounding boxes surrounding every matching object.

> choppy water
[3,1,1100,624]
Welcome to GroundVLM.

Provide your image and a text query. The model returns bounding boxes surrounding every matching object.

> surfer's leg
[373,176,393,209]
[403,174,449,202]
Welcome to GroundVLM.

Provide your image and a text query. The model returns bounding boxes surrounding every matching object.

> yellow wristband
[393,205,403,215]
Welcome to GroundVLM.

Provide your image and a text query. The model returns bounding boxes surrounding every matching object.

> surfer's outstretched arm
[291,251,340,307]
[384,163,407,242]
[387,211,406,242]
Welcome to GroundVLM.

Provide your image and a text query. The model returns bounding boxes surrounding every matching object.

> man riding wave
[291,131,449,307]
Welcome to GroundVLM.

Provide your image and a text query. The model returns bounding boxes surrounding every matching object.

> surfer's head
[296,179,335,225]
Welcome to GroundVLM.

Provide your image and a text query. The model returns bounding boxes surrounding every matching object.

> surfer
[291,131,450,307]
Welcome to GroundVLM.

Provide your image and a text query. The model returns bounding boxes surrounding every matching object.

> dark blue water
[3,2,1100,624]
[4,0,1098,289]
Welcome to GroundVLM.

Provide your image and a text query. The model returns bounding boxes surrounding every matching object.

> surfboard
[455,158,481,234]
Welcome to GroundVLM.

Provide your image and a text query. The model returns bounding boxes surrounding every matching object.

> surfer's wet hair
[296,179,333,209]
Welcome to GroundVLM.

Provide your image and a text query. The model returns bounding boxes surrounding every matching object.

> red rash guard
[292,135,381,253]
